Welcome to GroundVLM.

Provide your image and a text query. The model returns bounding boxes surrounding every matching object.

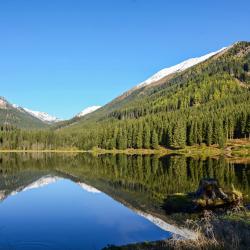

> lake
[0,153,249,250]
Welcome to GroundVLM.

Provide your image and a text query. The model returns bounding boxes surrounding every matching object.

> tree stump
[163,178,243,214]
[195,178,228,200]
[194,178,242,207]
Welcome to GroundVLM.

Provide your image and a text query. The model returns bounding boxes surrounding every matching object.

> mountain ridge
[136,46,227,89]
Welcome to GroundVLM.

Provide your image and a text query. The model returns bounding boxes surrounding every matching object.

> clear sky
[0,0,249,119]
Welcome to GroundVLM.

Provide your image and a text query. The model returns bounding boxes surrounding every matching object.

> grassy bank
[0,139,249,160]
[92,139,250,158]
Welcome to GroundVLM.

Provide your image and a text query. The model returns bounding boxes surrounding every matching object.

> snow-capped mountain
[76,106,101,117]
[0,97,60,125]
[12,103,60,123]
[137,47,227,88]
[22,107,61,123]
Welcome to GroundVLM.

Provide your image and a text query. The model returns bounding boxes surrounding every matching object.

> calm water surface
[0,153,249,250]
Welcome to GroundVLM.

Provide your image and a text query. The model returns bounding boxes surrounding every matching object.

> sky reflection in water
[0,178,170,250]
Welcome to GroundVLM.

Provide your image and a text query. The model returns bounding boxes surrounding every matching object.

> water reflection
[0,178,169,250]
[0,153,249,249]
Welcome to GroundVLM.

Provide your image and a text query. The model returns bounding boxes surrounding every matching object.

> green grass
[91,139,250,160]
[222,211,250,226]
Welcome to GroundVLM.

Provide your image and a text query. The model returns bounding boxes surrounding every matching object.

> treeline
[0,125,74,150]
[74,99,250,150]
[0,87,250,151]
[0,98,249,151]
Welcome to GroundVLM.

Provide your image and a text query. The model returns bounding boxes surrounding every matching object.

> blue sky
[0,0,249,119]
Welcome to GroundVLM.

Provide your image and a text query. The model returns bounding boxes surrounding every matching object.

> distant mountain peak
[11,103,61,124]
[76,106,101,117]
[22,107,61,123]
[136,47,227,88]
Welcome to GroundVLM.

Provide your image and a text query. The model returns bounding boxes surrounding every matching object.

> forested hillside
[0,97,48,129]
[0,41,249,150]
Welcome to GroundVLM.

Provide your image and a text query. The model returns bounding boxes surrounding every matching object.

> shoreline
[0,139,248,159]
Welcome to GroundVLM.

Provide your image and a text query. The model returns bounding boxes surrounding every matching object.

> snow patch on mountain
[12,104,19,108]
[77,106,101,117]
[23,107,61,123]
[137,47,227,88]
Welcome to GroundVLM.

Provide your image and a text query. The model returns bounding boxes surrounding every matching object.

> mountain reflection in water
[0,153,249,249]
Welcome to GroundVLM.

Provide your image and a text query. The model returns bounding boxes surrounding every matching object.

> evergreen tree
[143,124,151,149]
[151,130,159,149]
[206,122,213,146]
[135,123,143,149]
[172,120,186,148]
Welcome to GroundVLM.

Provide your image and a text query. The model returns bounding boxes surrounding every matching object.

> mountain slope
[57,41,250,150]
[62,41,249,127]
[0,97,49,129]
